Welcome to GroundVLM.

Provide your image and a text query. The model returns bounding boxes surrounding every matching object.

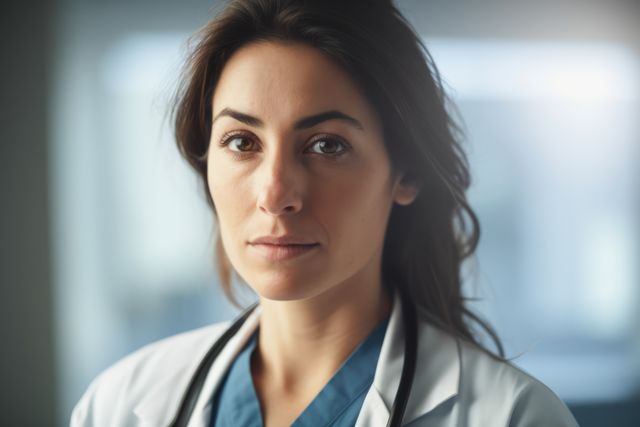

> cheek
[313,160,393,254]
[207,156,251,235]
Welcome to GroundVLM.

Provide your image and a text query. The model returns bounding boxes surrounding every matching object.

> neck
[253,278,391,393]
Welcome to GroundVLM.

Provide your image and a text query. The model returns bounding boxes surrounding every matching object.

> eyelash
[217,131,351,158]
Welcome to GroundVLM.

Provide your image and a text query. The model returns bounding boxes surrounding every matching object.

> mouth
[247,242,320,261]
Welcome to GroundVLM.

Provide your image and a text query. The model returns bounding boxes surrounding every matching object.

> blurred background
[1,0,639,425]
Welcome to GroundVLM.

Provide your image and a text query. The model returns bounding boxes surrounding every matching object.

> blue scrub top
[209,317,389,427]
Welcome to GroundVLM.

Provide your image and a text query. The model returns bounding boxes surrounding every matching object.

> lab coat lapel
[133,292,461,426]
[133,306,262,427]
[356,292,461,426]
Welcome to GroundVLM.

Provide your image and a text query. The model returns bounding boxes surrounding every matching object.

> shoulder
[70,321,231,426]
[408,318,577,426]
[455,334,579,426]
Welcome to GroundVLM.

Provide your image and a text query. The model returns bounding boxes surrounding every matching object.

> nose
[256,149,303,216]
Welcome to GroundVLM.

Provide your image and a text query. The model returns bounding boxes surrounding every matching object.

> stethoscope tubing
[170,294,418,427]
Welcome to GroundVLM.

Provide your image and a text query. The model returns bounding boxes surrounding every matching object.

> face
[207,41,417,302]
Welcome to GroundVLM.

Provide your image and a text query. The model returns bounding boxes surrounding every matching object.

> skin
[207,40,418,426]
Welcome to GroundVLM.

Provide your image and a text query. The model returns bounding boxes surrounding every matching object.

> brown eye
[307,137,348,155]
[226,136,256,152]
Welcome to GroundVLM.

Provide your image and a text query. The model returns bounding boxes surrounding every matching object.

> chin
[244,270,328,302]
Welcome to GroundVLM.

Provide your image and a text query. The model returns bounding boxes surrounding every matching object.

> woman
[72,0,579,426]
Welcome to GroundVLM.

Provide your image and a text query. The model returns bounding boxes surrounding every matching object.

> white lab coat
[70,292,579,426]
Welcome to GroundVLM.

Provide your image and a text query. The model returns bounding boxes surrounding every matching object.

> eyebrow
[211,108,364,131]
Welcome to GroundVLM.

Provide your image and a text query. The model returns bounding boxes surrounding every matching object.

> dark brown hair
[173,0,504,358]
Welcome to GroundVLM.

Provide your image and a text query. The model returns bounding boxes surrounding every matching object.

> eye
[306,136,349,156]
[220,134,258,152]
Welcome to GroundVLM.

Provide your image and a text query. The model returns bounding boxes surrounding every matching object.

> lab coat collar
[133,305,263,427]
[356,291,461,426]
[133,291,461,427]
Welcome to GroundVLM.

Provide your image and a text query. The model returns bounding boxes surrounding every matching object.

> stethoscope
[169,292,418,427]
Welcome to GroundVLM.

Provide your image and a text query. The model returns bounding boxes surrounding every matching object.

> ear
[392,173,420,206]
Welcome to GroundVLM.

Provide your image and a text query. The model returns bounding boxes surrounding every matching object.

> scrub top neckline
[209,315,390,427]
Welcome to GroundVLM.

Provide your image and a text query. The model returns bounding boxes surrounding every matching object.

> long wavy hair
[172,0,504,358]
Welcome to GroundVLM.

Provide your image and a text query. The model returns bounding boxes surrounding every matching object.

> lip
[248,236,319,261]
[249,235,318,245]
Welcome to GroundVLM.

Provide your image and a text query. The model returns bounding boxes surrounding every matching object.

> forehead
[212,40,379,128]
